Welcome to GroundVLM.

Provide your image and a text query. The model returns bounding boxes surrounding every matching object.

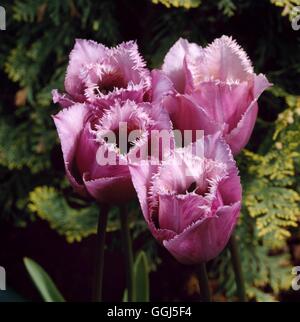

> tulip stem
[120,205,135,302]
[93,204,109,302]
[228,234,246,302]
[199,262,211,302]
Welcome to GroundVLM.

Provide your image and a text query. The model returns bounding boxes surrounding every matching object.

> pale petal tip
[204,35,254,82]
[212,35,253,71]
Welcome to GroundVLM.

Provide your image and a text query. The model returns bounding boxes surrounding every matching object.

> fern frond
[29,186,99,242]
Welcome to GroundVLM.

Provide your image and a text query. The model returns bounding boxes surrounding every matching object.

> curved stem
[228,234,246,302]
[199,262,211,302]
[119,205,135,302]
[93,204,109,302]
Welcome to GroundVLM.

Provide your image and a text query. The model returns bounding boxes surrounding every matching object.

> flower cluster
[52,36,270,264]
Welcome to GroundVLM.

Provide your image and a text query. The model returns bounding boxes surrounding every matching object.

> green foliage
[151,0,236,14]
[0,0,120,221]
[134,251,150,302]
[217,0,236,16]
[241,91,300,248]
[215,90,300,300]
[28,186,148,242]
[152,0,201,8]
[271,0,300,20]
[221,90,300,300]
[217,243,292,301]
[213,213,292,301]
[0,109,56,172]
[152,0,298,17]
[245,179,299,245]
[24,257,65,302]
[123,251,150,302]
[28,186,99,242]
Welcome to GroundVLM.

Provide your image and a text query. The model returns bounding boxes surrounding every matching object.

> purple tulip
[52,39,173,109]
[161,36,271,155]
[53,100,173,204]
[129,133,242,264]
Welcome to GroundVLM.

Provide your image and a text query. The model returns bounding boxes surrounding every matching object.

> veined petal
[191,81,252,131]
[162,38,203,93]
[75,120,129,181]
[52,103,90,195]
[112,41,151,89]
[158,193,208,234]
[128,161,159,222]
[202,132,236,169]
[163,94,221,138]
[149,69,175,103]
[193,35,253,84]
[225,101,258,155]
[83,173,135,204]
[226,73,271,155]
[163,201,241,264]
[253,73,272,98]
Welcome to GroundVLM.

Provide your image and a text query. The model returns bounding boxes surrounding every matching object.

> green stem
[120,205,135,302]
[228,234,246,302]
[199,262,211,302]
[93,204,109,302]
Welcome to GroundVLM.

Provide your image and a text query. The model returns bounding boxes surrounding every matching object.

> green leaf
[23,257,65,302]
[122,289,128,302]
[28,186,122,243]
[134,251,150,302]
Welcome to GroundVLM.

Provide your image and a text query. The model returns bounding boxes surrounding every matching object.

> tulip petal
[226,74,271,155]
[52,103,90,196]
[162,38,190,93]
[149,70,175,103]
[202,133,235,167]
[162,38,203,93]
[163,95,220,140]
[219,172,242,205]
[52,90,75,108]
[83,173,135,204]
[75,120,99,176]
[113,41,151,88]
[128,161,159,221]
[253,73,272,98]
[158,194,208,234]
[191,81,252,131]
[65,39,107,101]
[202,133,242,204]
[225,101,258,155]
[163,201,241,264]
[194,35,253,84]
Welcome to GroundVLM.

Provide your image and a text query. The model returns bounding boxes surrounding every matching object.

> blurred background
[0,0,300,302]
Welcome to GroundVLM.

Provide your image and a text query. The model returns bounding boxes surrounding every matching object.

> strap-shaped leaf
[122,289,128,302]
[134,251,149,302]
[24,257,65,302]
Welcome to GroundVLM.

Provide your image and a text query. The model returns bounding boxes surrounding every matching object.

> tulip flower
[129,133,242,264]
[52,99,173,204]
[161,36,271,155]
[52,40,174,109]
